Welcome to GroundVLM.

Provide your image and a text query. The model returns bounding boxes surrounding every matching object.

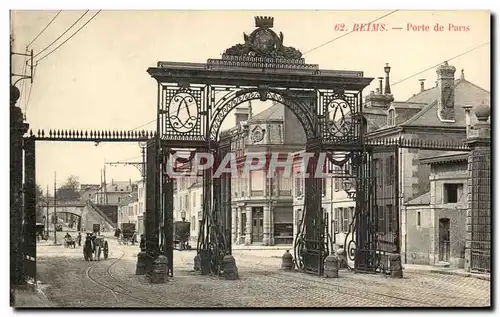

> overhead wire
[34,10,89,59]
[390,42,490,87]
[36,10,101,63]
[26,10,62,47]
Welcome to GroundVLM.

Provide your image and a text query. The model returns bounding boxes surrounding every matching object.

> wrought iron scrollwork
[209,88,316,141]
[167,92,199,133]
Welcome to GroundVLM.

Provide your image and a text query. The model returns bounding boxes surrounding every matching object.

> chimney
[460,69,465,80]
[378,77,384,94]
[463,105,473,138]
[419,79,425,92]
[436,61,456,122]
[384,63,392,95]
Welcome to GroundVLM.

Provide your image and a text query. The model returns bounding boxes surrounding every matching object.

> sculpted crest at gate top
[223,16,303,60]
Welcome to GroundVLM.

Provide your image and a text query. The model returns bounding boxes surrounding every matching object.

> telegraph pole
[46,185,49,237]
[53,172,57,244]
[103,165,108,205]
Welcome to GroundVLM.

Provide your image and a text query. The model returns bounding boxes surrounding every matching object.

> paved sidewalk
[13,286,51,308]
[232,244,293,251]
[403,264,490,281]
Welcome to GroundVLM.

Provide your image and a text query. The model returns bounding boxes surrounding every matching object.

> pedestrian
[131,231,137,246]
[77,232,82,247]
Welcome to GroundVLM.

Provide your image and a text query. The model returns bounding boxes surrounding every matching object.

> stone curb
[405,268,490,281]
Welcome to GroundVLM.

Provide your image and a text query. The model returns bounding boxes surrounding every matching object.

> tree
[56,175,81,202]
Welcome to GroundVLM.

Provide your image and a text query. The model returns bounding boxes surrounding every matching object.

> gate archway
[145,16,374,277]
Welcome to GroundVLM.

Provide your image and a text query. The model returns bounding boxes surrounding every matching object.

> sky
[10,10,490,192]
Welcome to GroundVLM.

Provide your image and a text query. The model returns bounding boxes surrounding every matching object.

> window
[294,174,303,197]
[334,166,341,192]
[192,193,196,207]
[118,197,121,203]
[387,109,396,126]
[417,211,421,226]
[296,209,303,228]
[385,155,395,185]
[241,213,247,235]
[377,205,386,233]
[444,183,462,203]
[342,208,349,232]
[334,208,340,233]
[191,216,196,229]
[387,204,394,233]
[322,178,327,196]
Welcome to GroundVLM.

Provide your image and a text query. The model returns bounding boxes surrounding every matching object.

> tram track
[85,249,164,307]
[235,256,442,307]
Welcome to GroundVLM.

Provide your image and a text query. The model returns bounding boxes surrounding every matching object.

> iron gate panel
[162,167,174,277]
[145,138,160,259]
[355,145,399,274]
[23,137,37,282]
[470,146,491,273]
[294,149,328,276]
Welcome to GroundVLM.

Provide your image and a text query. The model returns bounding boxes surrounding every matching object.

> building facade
[93,179,136,205]
[290,62,489,267]
[116,180,144,233]
[403,152,468,268]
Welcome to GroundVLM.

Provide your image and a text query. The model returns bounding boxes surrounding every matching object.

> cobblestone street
[18,236,490,308]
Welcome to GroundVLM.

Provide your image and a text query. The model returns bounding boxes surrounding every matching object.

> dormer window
[387,109,396,126]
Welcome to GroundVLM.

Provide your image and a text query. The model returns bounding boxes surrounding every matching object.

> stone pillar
[245,206,252,245]
[263,205,270,246]
[231,207,237,244]
[236,207,242,244]
[464,102,491,272]
[270,206,275,245]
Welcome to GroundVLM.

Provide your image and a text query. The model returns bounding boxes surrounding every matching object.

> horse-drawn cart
[83,234,109,261]
[119,223,136,245]
[173,220,191,250]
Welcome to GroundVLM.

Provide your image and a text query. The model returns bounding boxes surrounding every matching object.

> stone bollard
[135,251,147,275]
[149,255,168,284]
[389,254,403,278]
[324,254,339,278]
[336,248,348,269]
[193,254,201,272]
[281,250,294,270]
[199,250,211,275]
[221,254,239,280]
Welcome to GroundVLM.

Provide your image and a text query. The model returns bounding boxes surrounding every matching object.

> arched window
[387,109,396,126]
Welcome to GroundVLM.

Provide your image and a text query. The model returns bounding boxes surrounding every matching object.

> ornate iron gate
[148,16,372,277]
[470,146,491,273]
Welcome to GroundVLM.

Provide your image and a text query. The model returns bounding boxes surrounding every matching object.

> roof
[117,192,138,207]
[400,78,490,128]
[406,192,431,205]
[419,151,469,164]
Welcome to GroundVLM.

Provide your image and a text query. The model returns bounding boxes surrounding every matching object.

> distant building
[93,179,136,205]
[173,177,203,245]
[116,179,145,235]
[403,152,468,268]
[79,184,100,203]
